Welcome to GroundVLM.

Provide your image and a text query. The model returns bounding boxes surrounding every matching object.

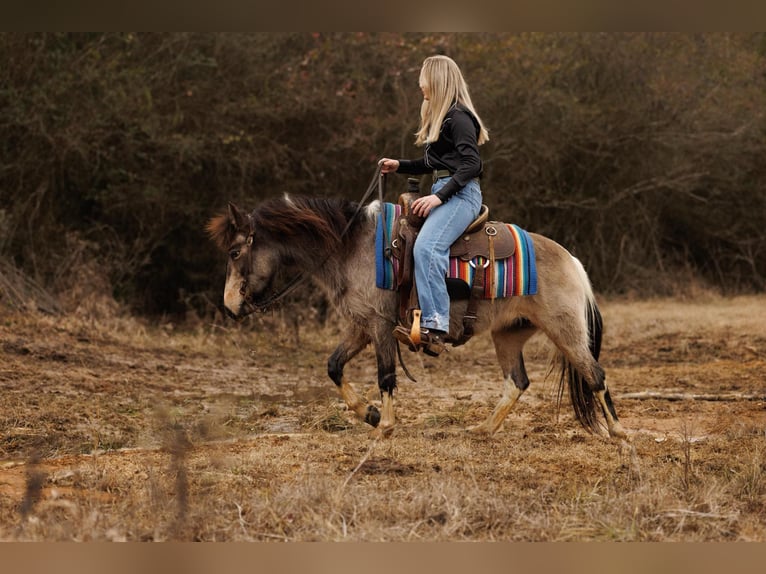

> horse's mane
[254,195,361,250]
[206,194,368,252]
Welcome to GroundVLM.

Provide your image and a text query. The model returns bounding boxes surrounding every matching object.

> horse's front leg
[372,332,397,438]
[327,328,380,428]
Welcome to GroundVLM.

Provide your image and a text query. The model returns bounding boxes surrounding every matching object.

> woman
[379,55,489,356]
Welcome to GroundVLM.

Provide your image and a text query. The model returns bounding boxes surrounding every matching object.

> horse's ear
[207,203,252,251]
[228,202,250,232]
[205,213,232,251]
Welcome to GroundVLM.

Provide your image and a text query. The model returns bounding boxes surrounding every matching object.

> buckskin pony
[207,194,627,441]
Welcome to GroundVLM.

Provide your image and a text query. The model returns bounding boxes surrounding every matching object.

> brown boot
[421,329,446,357]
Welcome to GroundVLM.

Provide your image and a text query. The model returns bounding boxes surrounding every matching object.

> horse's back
[489,230,594,324]
[527,231,589,285]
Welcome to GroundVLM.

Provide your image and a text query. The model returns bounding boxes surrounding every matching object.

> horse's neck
[293,217,373,306]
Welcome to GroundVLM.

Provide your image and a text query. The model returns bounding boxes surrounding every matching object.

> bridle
[235,166,387,317]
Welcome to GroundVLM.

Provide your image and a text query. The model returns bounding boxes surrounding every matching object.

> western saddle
[389,180,516,348]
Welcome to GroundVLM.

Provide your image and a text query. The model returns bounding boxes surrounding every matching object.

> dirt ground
[0,295,764,541]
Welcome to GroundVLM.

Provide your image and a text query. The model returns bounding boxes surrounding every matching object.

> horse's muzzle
[223,305,241,321]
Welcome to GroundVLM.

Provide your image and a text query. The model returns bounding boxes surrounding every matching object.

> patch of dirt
[1,296,765,541]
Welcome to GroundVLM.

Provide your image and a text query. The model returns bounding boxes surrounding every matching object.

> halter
[237,166,387,317]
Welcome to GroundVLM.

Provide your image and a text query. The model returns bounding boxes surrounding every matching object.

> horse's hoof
[364,405,381,427]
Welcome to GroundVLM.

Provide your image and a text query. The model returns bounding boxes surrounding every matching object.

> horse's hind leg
[543,319,627,439]
[327,327,380,428]
[586,361,626,439]
[577,357,626,439]
[470,321,537,435]
[596,386,624,439]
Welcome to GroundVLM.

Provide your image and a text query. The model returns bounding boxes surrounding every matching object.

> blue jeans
[414,177,482,333]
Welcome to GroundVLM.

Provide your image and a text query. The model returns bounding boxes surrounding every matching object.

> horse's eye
[229,249,241,260]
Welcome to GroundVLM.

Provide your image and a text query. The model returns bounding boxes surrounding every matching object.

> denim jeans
[414,177,482,333]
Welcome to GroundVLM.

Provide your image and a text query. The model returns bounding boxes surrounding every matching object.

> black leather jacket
[396,103,482,203]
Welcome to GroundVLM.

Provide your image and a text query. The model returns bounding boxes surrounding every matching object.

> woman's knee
[413,235,430,262]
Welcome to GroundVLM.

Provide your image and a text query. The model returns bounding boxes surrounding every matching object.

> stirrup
[393,325,418,352]
[392,326,446,357]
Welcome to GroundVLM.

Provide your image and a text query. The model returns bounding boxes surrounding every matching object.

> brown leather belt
[433,170,481,184]
[432,169,451,181]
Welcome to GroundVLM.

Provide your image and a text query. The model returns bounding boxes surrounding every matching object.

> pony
[206,193,627,441]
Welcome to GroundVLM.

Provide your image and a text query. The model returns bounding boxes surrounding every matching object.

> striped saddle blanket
[375,202,538,298]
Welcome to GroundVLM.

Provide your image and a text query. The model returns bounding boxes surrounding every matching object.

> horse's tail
[555,256,604,434]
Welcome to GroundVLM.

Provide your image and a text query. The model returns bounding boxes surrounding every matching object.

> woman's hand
[378,158,399,174]
[411,194,442,217]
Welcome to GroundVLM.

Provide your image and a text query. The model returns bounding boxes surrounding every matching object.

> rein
[239,166,387,316]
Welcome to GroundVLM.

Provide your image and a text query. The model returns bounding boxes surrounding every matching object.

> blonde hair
[415,55,489,146]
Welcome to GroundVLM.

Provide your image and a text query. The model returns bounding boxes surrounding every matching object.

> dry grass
[0,295,765,541]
